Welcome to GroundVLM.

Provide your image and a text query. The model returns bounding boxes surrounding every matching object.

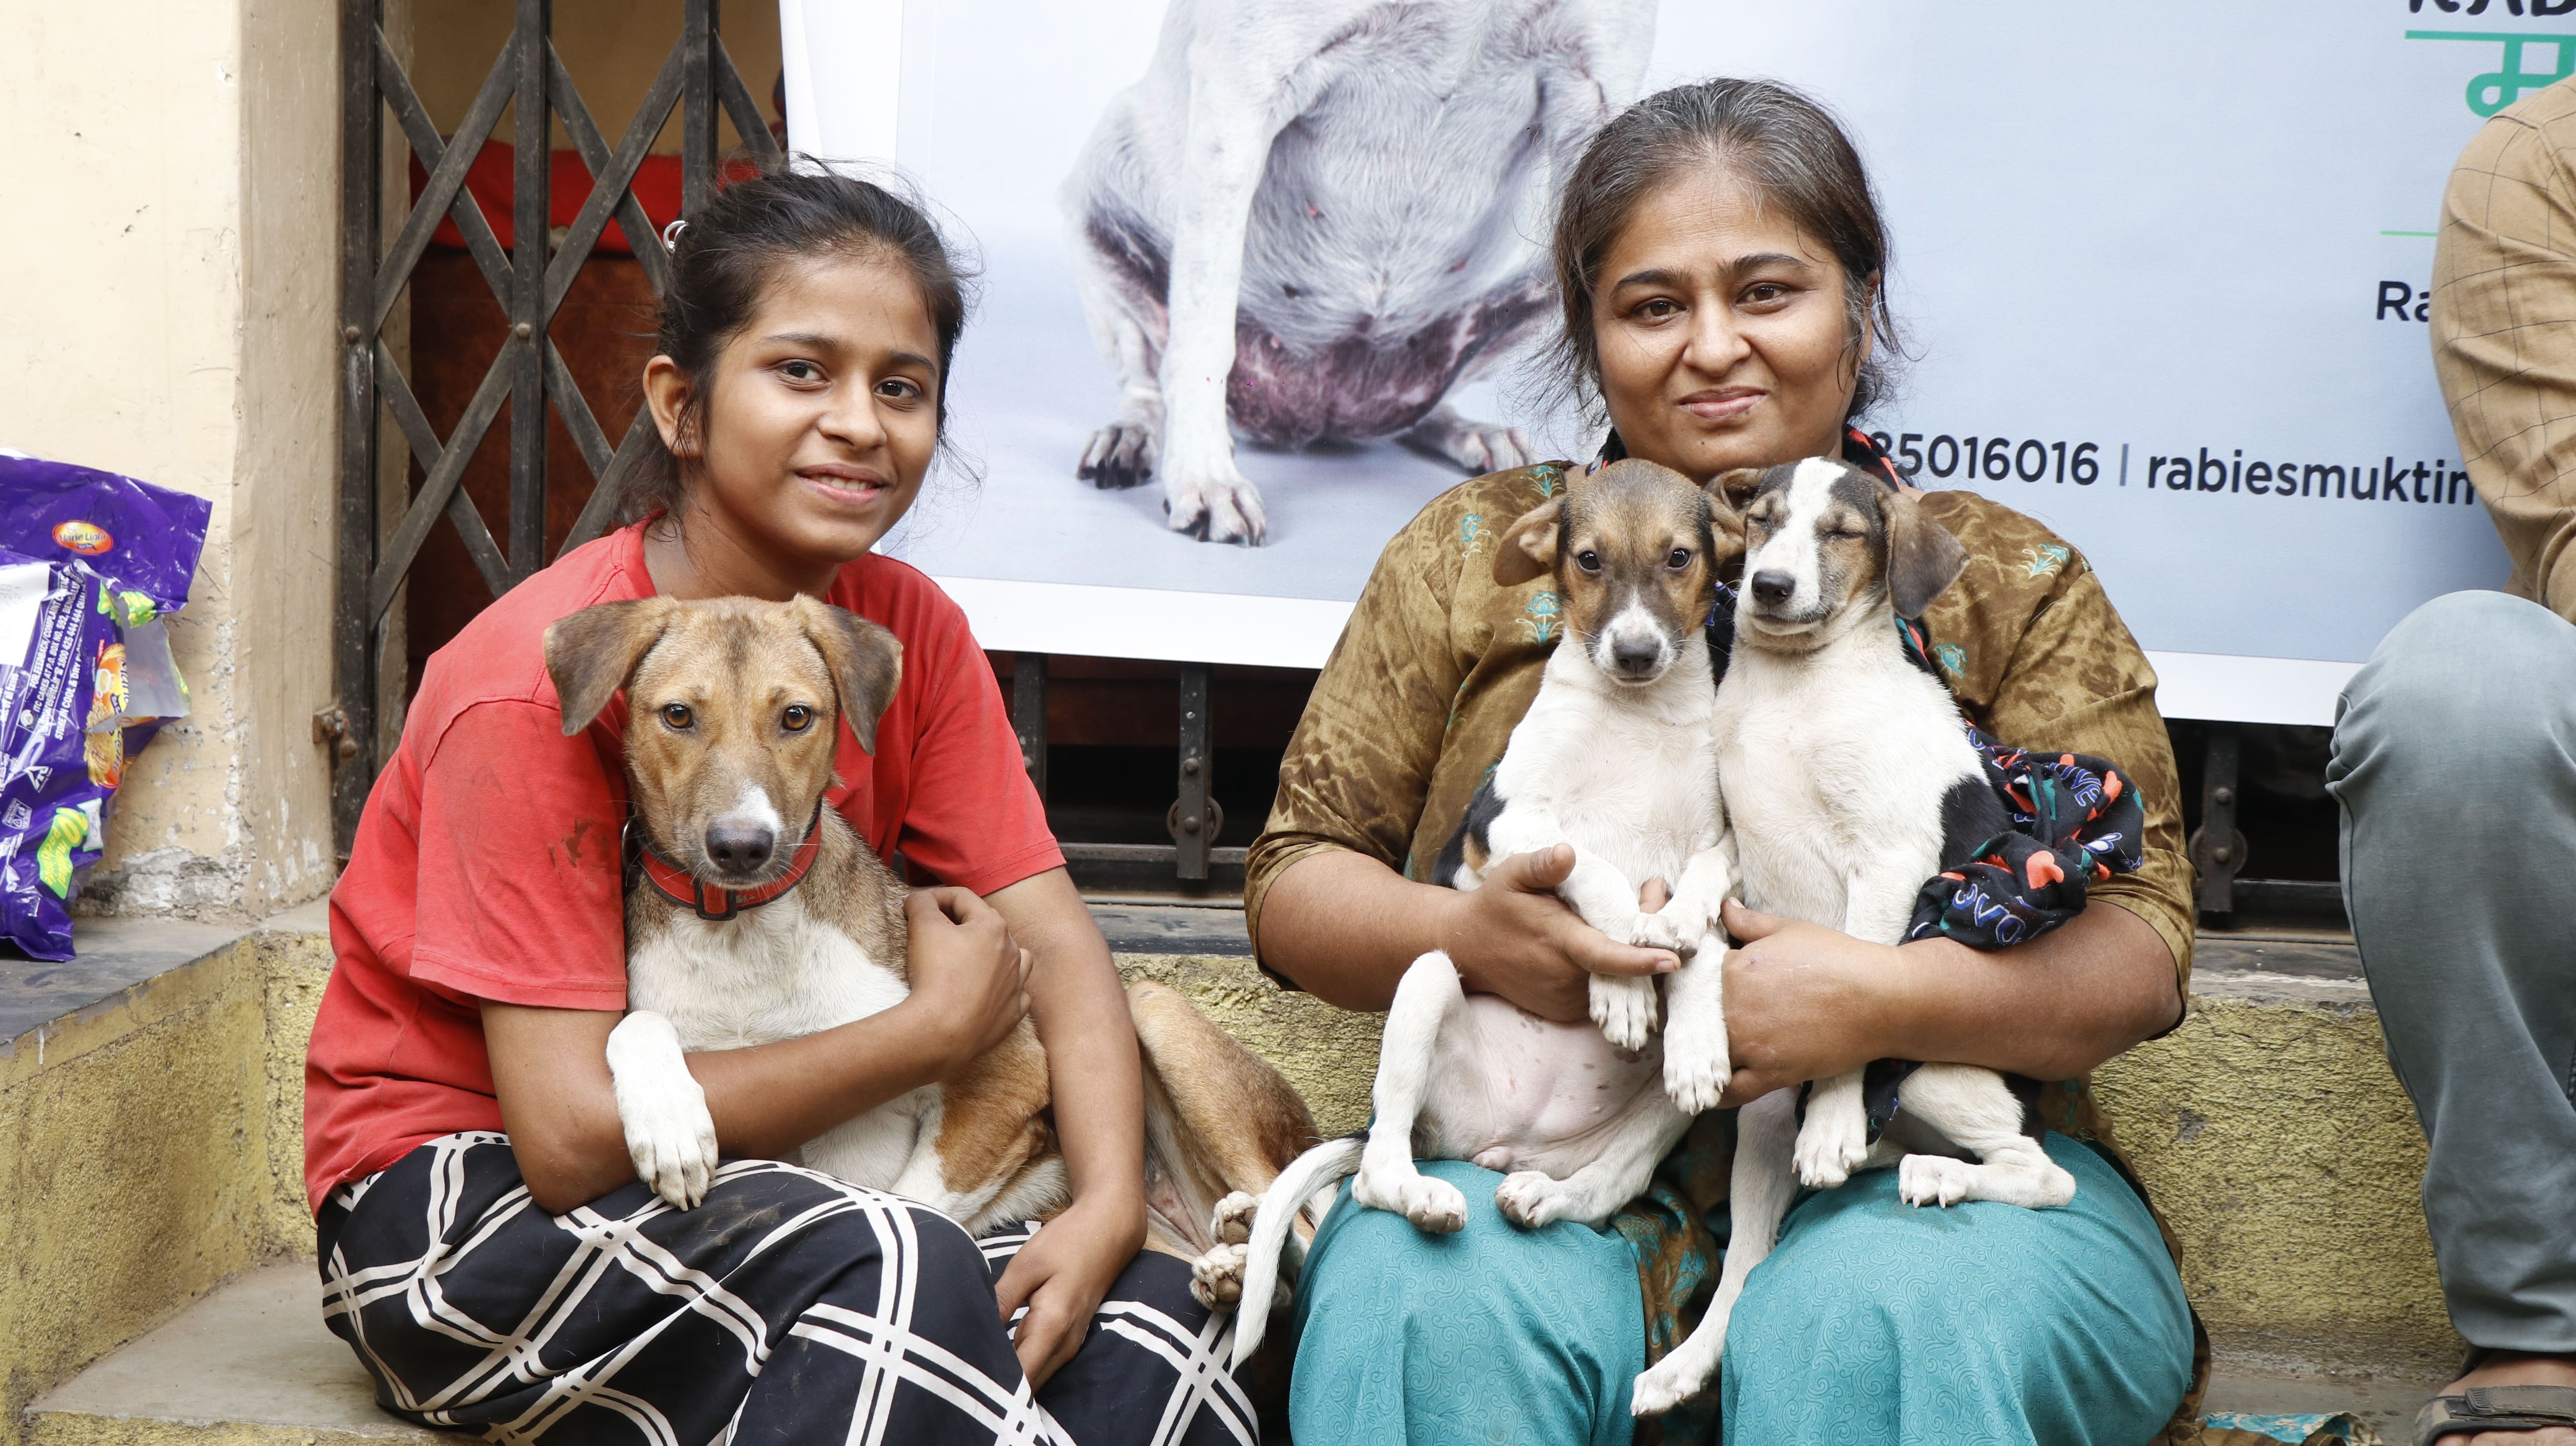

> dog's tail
[1230,1132,1364,1368]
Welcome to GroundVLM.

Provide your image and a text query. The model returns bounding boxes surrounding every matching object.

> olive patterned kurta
[1245,460,2211,1446]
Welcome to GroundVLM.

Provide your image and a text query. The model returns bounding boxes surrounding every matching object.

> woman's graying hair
[620,161,975,525]
[1547,77,1901,425]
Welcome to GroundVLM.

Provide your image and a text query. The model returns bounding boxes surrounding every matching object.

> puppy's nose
[1749,570,1796,607]
[1611,639,1662,678]
[704,822,775,874]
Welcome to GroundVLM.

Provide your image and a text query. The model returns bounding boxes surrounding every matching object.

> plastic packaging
[0,449,213,960]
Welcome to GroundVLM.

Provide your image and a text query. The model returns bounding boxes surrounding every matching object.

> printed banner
[782,1,2534,722]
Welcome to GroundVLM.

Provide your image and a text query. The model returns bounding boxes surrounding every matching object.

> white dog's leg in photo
[1661,930,1733,1113]
[1352,951,1472,1232]
[1892,1064,2078,1210]
[1633,1087,1799,1417]
[605,1010,720,1211]
[1494,1088,1691,1230]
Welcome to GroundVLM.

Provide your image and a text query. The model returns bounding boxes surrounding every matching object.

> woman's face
[1592,164,1869,481]
[650,251,942,568]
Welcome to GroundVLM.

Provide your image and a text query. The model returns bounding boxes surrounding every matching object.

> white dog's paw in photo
[605,1011,719,1211]
[1662,1028,1732,1115]
[1354,1165,1468,1233]
[1898,1154,1975,1209]
[1631,1351,1712,1418]
[1191,1244,1251,1309]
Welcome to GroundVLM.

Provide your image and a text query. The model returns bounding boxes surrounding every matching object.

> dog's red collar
[622,806,826,923]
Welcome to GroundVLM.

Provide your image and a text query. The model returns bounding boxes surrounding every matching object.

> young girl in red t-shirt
[305,169,1253,1445]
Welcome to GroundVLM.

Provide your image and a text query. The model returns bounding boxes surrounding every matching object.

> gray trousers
[2327,589,2576,1355]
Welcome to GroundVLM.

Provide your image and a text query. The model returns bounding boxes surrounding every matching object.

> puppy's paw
[1355,1165,1468,1233]
[1589,973,1660,1051]
[1897,1154,1973,1209]
[1210,1190,1261,1247]
[1625,910,1686,955]
[1494,1170,1571,1229]
[1662,1030,1733,1115]
[1791,1111,1869,1191]
[1631,1354,1713,1418]
[1190,1243,1249,1310]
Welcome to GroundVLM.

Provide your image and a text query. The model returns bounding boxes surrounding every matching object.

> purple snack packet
[0,450,213,960]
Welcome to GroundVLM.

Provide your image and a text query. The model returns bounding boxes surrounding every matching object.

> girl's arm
[488,887,1030,1214]
[981,866,1146,1387]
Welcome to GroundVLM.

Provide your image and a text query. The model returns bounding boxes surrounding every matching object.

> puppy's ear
[1492,498,1561,586]
[544,598,677,735]
[1882,491,1970,620]
[1702,470,1757,553]
[798,597,905,754]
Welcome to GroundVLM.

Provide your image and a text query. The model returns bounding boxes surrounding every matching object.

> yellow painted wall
[0,0,343,923]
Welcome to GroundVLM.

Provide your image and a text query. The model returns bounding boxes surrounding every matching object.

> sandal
[2413,1385,2576,1444]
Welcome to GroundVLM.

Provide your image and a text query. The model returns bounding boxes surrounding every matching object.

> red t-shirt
[302,524,1062,1211]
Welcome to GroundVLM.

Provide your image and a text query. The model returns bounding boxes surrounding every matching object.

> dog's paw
[1210,1190,1261,1247]
[1589,973,1660,1051]
[1494,1170,1573,1229]
[1354,1166,1468,1233]
[1662,1030,1733,1115]
[1077,420,1155,489]
[1190,1243,1249,1310]
[1631,1354,1713,1418]
[1792,1111,1869,1191]
[1898,1154,1973,1209]
[1625,910,1687,955]
[614,1072,719,1210]
[1402,408,1534,476]
[1164,470,1268,545]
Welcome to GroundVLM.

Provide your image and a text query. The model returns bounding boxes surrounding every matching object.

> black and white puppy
[1631,457,2074,1417]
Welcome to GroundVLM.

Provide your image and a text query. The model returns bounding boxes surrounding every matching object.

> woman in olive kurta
[1246,80,2205,1446]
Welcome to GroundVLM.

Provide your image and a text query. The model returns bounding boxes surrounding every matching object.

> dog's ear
[798,598,905,754]
[1702,470,1758,553]
[1492,498,1561,587]
[544,598,677,735]
[1882,491,1970,620]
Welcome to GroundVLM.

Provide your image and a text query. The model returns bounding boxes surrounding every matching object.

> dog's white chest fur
[1713,638,1978,942]
[1492,653,1722,892]
[626,899,936,1189]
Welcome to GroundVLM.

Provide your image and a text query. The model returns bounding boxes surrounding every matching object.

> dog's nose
[1749,570,1796,607]
[704,822,775,874]
[1611,639,1662,678]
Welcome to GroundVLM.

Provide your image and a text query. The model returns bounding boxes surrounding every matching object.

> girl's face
[650,251,942,569]
[1592,164,1869,482]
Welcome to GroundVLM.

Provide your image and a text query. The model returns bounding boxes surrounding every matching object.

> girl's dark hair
[1547,77,1900,426]
[621,161,974,524]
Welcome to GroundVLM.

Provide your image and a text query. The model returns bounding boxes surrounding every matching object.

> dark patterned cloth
[316,1133,1257,1446]
[1908,729,2147,949]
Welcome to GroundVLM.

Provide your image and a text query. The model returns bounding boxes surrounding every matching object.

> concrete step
[2203,1367,2448,1443]
[25,1264,431,1446]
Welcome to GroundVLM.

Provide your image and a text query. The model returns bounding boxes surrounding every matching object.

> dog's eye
[781,705,814,732]
[659,703,694,731]
[1575,550,1601,573]
[1666,548,1692,569]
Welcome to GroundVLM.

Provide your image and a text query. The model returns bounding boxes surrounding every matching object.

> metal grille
[332,0,776,852]
[330,3,1242,889]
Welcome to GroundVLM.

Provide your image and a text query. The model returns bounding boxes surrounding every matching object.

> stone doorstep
[28,1264,2452,1445]
[24,1264,434,1445]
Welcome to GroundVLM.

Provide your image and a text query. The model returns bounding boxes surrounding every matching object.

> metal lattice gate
[328,3,1240,889]
[331,0,777,853]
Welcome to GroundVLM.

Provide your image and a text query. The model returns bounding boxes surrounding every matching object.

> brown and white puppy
[1210,460,1741,1375]
[543,595,1315,1252]
[1630,457,2072,1417]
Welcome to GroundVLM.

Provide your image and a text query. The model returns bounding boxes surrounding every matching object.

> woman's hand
[992,1192,1138,1386]
[1436,845,1681,1022]
[1710,898,1900,1105]
[893,887,1032,1074]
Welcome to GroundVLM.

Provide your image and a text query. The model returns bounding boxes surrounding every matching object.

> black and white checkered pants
[318,1133,1257,1445]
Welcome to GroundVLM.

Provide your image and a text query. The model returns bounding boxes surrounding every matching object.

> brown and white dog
[1207,459,1741,1376]
[542,595,1315,1253]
